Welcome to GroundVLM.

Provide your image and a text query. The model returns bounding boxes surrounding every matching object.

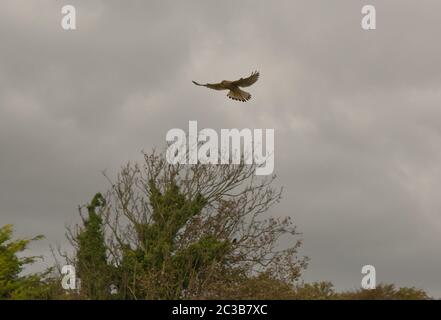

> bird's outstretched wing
[192,81,225,91]
[232,71,259,88]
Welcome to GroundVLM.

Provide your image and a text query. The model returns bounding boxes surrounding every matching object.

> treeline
[0,150,432,300]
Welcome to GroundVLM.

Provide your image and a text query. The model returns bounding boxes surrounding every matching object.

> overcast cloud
[1,0,441,296]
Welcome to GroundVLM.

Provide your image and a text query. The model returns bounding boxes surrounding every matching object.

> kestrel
[192,71,260,102]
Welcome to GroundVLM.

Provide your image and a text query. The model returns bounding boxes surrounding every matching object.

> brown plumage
[192,71,260,102]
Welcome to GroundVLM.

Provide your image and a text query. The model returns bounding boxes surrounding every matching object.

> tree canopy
[0,225,50,299]
[1,149,432,300]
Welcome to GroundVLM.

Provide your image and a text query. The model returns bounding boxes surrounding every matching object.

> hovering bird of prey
[192,71,260,102]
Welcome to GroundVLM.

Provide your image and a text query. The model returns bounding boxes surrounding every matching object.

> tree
[203,272,298,300]
[0,224,50,299]
[67,193,113,299]
[294,282,337,300]
[292,282,431,300]
[69,149,307,299]
[338,283,431,300]
[62,148,431,300]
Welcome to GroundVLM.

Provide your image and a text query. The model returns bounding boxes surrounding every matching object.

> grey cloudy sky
[1,0,441,296]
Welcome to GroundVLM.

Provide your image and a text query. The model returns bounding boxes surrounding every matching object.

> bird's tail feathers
[227,88,251,102]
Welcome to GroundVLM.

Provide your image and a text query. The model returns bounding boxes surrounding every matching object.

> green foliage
[19,150,427,301]
[294,282,337,300]
[0,224,49,299]
[76,193,112,299]
[116,181,228,299]
[135,181,208,270]
[1,177,432,300]
[202,273,299,300]
[94,153,308,300]
[70,152,431,300]
[292,282,430,300]
[338,283,431,300]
